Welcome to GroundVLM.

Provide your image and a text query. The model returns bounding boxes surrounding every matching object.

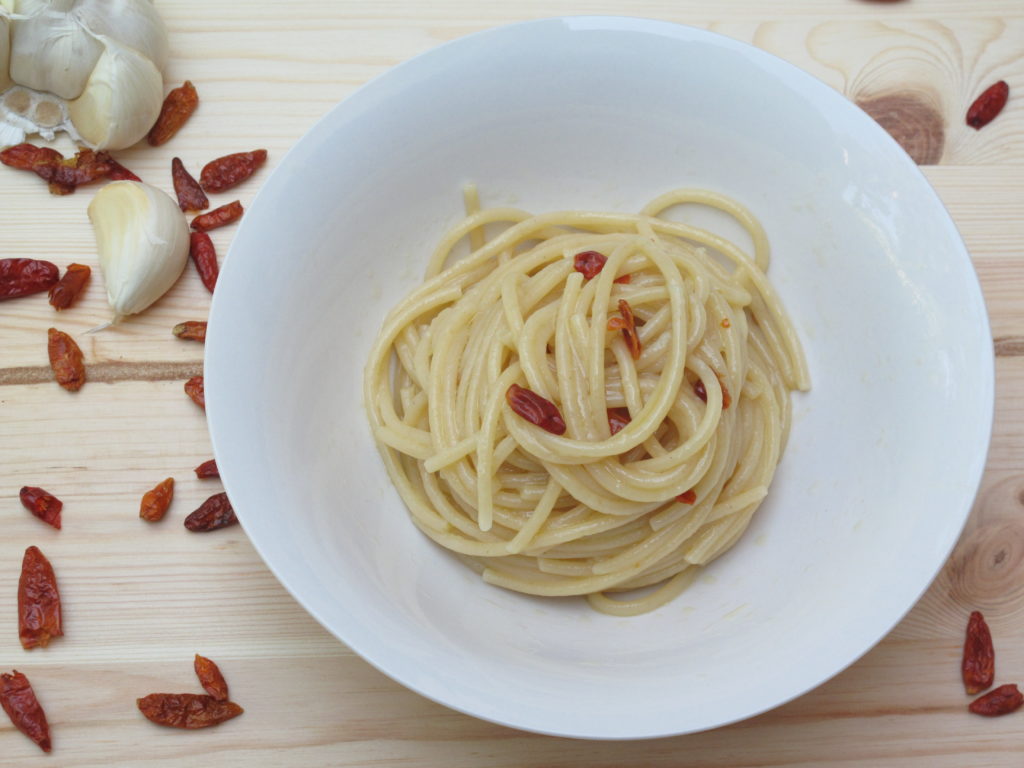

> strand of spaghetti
[462,183,485,252]
[587,567,700,617]
[475,365,522,531]
[641,188,771,270]
[425,207,532,278]
[423,436,477,473]
[506,478,562,554]
[365,283,463,427]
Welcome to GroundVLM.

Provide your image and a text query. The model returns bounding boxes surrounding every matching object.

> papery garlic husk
[9,7,104,99]
[0,121,24,147]
[67,35,161,150]
[72,0,169,73]
[18,0,77,14]
[88,181,189,326]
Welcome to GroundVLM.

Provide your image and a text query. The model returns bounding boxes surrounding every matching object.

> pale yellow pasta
[364,187,809,616]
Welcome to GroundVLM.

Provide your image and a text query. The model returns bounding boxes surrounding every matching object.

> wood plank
[6,649,1023,768]
[4,165,1019,367]
[922,166,1024,343]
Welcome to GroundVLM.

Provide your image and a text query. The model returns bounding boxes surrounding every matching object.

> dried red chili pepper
[607,299,642,360]
[969,684,1023,717]
[140,478,175,523]
[966,80,1009,130]
[48,263,91,310]
[106,155,141,182]
[574,250,607,279]
[677,490,697,505]
[0,670,51,752]
[0,143,66,192]
[693,374,731,409]
[36,148,115,195]
[147,80,199,146]
[1,258,59,300]
[2,144,137,193]
[171,157,209,212]
[0,142,63,171]
[184,492,237,532]
[194,459,219,479]
[572,250,631,283]
[962,610,995,695]
[188,232,219,293]
[18,546,62,650]
[184,375,205,409]
[191,200,243,233]
[137,693,243,728]
[47,327,85,391]
[200,149,267,193]
[506,384,567,436]
[613,273,631,284]
[721,317,731,328]
[173,321,208,342]
[194,655,229,701]
[694,379,707,403]
[19,487,62,530]
[607,407,631,436]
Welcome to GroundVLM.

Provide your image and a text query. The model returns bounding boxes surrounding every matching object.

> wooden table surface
[1,1,1022,765]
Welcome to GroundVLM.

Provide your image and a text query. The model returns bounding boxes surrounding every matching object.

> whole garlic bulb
[0,0,169,150]
[88,180,190,326]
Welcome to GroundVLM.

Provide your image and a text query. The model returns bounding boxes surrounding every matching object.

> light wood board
[1,1,1022,765]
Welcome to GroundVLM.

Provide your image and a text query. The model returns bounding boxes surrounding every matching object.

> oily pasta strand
[364,187,808,616]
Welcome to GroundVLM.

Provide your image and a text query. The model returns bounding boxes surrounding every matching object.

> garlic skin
[0,0,169,149]
[17,0,76,13]
[72,0,169,73]
[88,181,190,324]
[68,36,161,150]
[9,8,104,99]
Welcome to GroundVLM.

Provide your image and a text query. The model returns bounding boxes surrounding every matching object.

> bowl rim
[206,14,995,740]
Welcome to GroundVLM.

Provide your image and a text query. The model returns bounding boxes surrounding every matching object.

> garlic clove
[72,0,168,73]
[67,35,161,149]
[88,180,189,324]
[9,8,104,99]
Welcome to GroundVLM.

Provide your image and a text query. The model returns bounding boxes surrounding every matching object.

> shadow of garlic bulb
[0,0,168,149]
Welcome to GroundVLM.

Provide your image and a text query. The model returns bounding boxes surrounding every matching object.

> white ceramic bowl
[206,17,993,739]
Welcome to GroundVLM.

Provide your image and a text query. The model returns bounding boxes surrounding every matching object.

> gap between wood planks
[0,360,203,386]
[1,337,1021,388]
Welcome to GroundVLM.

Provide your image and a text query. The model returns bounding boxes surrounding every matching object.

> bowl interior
[205,17,993,739]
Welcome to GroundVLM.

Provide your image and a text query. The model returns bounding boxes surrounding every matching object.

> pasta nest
[365,188,808,615]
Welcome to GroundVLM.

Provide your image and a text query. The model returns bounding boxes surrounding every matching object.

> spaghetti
[364,187,809,616]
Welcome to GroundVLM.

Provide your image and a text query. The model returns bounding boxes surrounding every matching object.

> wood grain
[2,2,1023,766]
